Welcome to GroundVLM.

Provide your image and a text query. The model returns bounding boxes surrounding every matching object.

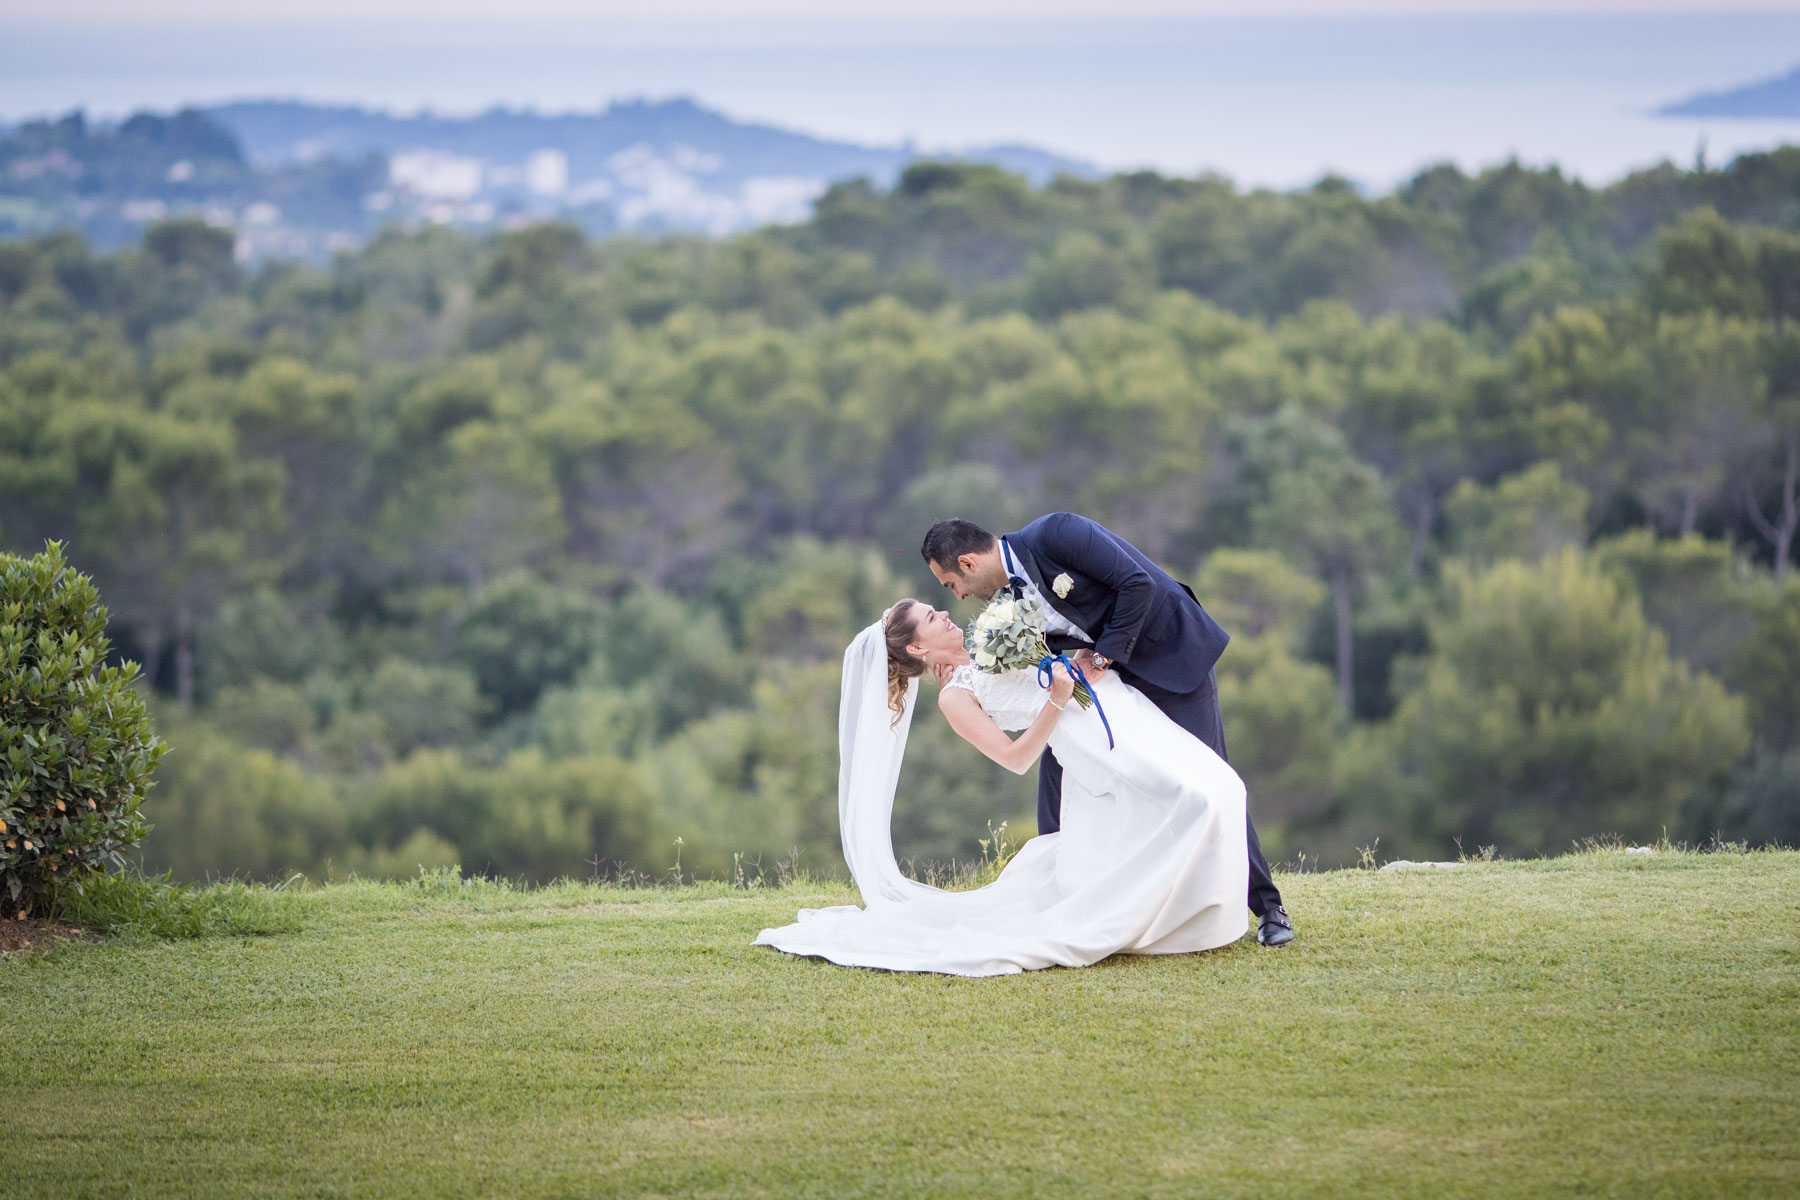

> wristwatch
[1090,653,1111,670]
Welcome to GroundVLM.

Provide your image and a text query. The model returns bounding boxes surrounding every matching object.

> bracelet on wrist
[1050,698,1068,711]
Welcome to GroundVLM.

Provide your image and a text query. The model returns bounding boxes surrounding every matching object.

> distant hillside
[0,109,382,256]
[1659,65,1800,118]
[202,98,1093,238]
[0,98,1096,257]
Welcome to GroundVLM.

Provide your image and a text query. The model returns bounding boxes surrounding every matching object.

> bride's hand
[1048,661,1077,709]
[930,660,957,687]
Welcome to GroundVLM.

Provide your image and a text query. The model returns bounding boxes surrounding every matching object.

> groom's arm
[1037,512,1155,666]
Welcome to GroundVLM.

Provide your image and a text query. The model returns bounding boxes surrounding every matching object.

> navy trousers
[1036,667,1283,919]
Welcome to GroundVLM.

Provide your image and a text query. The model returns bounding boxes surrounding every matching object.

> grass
[48,869,306,942]
[3,849,1797,1199]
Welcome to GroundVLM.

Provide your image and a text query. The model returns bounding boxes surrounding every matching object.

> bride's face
[906,604,963,660]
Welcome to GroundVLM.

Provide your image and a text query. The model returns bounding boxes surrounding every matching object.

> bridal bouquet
[965,593,1095,710]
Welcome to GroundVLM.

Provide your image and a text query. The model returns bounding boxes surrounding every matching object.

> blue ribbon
[1037,654,1115,750]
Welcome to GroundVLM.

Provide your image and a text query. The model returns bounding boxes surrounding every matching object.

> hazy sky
[7,6,1800,187]
[15,0,1800,17]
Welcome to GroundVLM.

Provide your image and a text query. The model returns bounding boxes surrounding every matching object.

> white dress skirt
[754,665,1250,977]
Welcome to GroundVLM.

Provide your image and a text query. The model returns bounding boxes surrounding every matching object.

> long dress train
[753,648,1249,977]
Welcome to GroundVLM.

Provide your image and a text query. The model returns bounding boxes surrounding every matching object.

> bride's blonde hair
[883,600,927,724]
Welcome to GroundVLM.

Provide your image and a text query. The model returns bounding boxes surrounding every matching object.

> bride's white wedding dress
[754,625,1249,976]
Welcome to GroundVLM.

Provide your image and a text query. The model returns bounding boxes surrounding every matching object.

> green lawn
[4,849,1797,1198]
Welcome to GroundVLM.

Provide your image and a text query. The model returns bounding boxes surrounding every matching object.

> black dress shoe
[1256,905,1294,947]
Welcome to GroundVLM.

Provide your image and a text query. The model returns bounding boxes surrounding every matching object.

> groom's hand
[1073,649,1108,680]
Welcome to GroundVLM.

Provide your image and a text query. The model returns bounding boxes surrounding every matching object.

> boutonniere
[1052,572,1074,599]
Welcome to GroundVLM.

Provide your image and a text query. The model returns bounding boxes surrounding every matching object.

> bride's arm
[938,665,1077,775]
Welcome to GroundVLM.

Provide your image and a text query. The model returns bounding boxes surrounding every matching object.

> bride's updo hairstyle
[883,599,927,723]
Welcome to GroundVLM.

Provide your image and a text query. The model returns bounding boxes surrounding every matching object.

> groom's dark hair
[921,519,998,572]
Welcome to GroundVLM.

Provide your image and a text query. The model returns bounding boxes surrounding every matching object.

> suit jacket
[1002,512,1230,694]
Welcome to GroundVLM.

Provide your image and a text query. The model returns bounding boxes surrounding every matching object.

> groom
[921,513,1294,947]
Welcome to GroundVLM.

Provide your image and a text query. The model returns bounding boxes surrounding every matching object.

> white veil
[837,619,953,910]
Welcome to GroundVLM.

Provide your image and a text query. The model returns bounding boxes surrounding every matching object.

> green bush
[1192,548,1326,642]
[1444,462,1591,565]
[1354,548,1750,856]
[358,657,484,756]
[137,714,348,881]
[1594,531,1762,680]
[1735,581,1800,751]
[337,828,461,880]
[1023,232,1137,319]
[1706,749,1800,847]
[1,542,166,917]
[355,749,660,880]
[454,572,605,717]
[639,660,845,876]
[1215,637,1342,831]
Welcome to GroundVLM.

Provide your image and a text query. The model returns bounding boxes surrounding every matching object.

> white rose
[974,650,997,668]
[1052,573,1074,599]
[990,598,1016,623]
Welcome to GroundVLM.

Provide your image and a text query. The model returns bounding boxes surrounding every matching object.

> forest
[2,150,1797,883]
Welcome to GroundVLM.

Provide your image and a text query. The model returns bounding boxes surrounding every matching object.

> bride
[754,598,1250,976]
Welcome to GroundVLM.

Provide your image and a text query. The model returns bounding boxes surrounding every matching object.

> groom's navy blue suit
[1002,512,1283,919]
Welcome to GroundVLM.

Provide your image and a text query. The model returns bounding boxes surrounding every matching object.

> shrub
[1594,530,1762,679]
[454,572,604,717]
[1192,548,1326,643]
[1734,581,1800,751]
[358,657,483,756]
[354,749,661,880]
[1707,749,1800,847]
[1,542,167,917]
[1215,637,1342,829]
[136,714,348,881]
[1356,548,1750,856]
[1444,462,1591,565]
[1023,232,1135,319]
[337,828,461,880]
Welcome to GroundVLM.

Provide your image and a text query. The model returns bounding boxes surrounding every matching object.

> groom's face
[929,550,1008,603]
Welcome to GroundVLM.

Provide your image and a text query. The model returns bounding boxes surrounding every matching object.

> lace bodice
[943,663,1048,732]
